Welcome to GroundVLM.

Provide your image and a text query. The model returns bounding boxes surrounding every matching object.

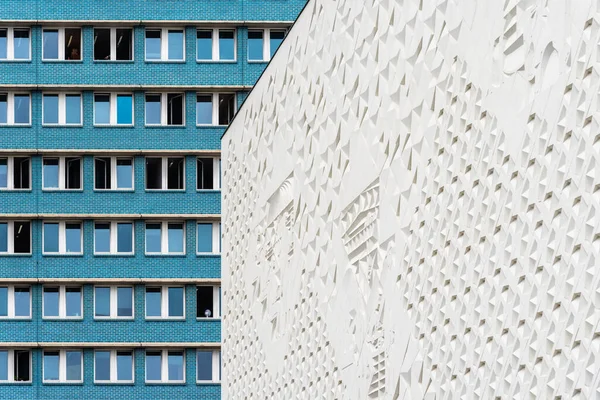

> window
[145,28,184,61]
[0,221,31,254]
[196,350,220,383]
[42,222,83,254]
[0,286,31,318]
[196,222,220,254]
[196,29,235,61]
[0,350,31,382]
[94,222,134,254]
[43,286,82,319]
[42,28,81,61]
[145,93,185,126]
[94,157,134,190]
[145,286,185,319]
[248,29,286,61]
[0,93,30,125]
[145,157,184,190]
[93,28,133,61]
[196,158,220,190]
[95,350,134,383]
[43,350,82,383]
[42,157,82,190]
[145,350,185,383]
[42,93,82,125]
[196,286,220,319]
[0,157,30,190]
[94,286,134,319]
[0,28,30,60]
[196,93,235,126]
[145,222,185,254]
[93,93,134,125]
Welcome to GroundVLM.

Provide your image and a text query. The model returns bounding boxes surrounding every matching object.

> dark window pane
[95,158,111,189]
[145,158,162,189]
[65,157,81,189]
[218,94,235,125]
[167,94,184,126]
[196,286,214,318]
[0,223,6,253]
[116,29,133,60]
[13,157,29,189]
[117,223,133,253]
[197,223,213,253]
[14,350,30,381]
[197,158,214,189]
[65,29,81,60]
[0,288,7,316]
[13,221,30,254]
[167,158,184,189]
[94,28,110,60]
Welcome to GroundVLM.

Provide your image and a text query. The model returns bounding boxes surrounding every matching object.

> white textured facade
[222,0,600,398]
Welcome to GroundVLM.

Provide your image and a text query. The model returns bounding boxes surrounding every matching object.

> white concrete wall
[222,0,600,398]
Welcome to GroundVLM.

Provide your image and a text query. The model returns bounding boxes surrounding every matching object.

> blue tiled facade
[0,0,305,398]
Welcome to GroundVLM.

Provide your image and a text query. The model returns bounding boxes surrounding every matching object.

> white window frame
[42,349,83,383]
[93,27,134,61]
[145,28,185,61]
[93,286,135,319]
[195,157,221,190]
[144,93,185,126]
[0,285,31,319]
[144,156,185,190]
[93,156,135,190]
[145,285,185,319]
[196,222,220,255]
[195,93,236,126]
[93,221,135,255]
[0,92,31,126]
[42,285,83,319]
[42,27,82,61]
[0,221,31,255]
[0,156,31,190]
[94,350,135,383]
[42,221,83,255]
[0,27,31,61]
[196,28,236,62]
[145,221,185,255]
[42,156,82,191]
[145,350,185,383]
[42,93,83,126]
[0,349,32,383]
[93,93,134,126]
[196,286,221,319]
[196,350,220,383]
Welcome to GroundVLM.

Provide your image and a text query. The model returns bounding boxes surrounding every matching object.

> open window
[94,157,133,190]
[218,93,235,125]
[0,221,31,254]
[42,157,82,190]
[145,157,184,190]
[94,28,133,61]
[145,93,185,126]
[196,286,220,318]
[42,28,81,61]
[0,350,31,382]
[196,158,216,189]
[0,157,30,190]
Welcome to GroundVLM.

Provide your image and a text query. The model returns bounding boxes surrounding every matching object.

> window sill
[42,124,83,128]
[94,253,136,257]
[145,253,187,257]
[94,317,135,321]
[42,253,84,257]
[93,189,135,193]
[144,317,186,321]
[93,125,135,128]
[0,59,32,63]
[93,60,135,64]
[195,317,221,321]
[196,253,221,257]
[41,60,83,63]
[42,317,84,321]
[145,381,186,385]
[196,60,236,64]
[144,60,186,64]
[0,124,32,128]
[41,189,84,192]
[42,381,84,385]
[248,60,269,64]
[0,381,33,385]
[144,125,187,129]
[0,253,32,257]
[196,381,221,385]
[196,189,221,192]
[94,381,135,385]
[0,189,32,192]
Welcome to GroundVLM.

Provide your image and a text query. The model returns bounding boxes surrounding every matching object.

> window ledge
[93,125,135,128]
[93,60,135,64]
[144,253,187,257]
[145,381,186,385]
[248,60,269,64]
[196,253,221,257]
[93,253,136,258]
[94,381,135,385]
[42,381,84,385]
[0,59,32,63]
[195,317,221,321]
[41,189,84,193]
[94,317,135,321]
[42,253,84,257]
[196,60,236,64]
[196,381,221,386]
[42,317,84,321]
[0,189,32,192]
[0,125,32,128]
[42,124,84,128]
[41,60,83,64]
[196,189,221,192]
[144,60,186,64]
[144,125,187,129]
[93,189,135,193]
[144,318,186,322]
[0,253,32,257]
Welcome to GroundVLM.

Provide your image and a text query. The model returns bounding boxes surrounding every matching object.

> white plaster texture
[222,0,600,398]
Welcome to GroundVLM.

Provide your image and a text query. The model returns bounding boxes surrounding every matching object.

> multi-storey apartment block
[0,0,305,398]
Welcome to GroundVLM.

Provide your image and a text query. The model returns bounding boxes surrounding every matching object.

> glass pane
[0,94,6,124]
[14,287,30,317]
[65,29,81,60]
[145,30,161,60]
[13,30,30,60]
[167,352,184,381]
[95,351,110,381]
[14,94,29,124]
[65,223,81,253]
[43,352,59,381]
[117,223,133,253]
[65,287,82,317]
[197,223,213,253]
[94,28,110,60]
[145,157,162,189]
[219,30,235,60]
[196,30,212,60]
[43,223,59,252]
[270,30,285,58]
[167,223,184,253]
[43,287,59,317]
[0,159,5,188]
[94,287,110,317]
[65,94,81,124]
[116,95,132,125]
[94,223,110,253]
[0,30,6,59]
[0,287,7,316]
[116,29,133,61]
[218,93,235,125]
[166,94,183,126]
[167,157,184,188]
[13,157,30,189]
[196,95,212,125]
[145,94,161,124]
[66,351,82,381]
[197,351,212,381]
[43,95,59,124]
[95,157,111,189]
[248,31,263,60]
[167,287,184,317]
[0,351,6,381]
[94,94,110,124]
[145,288,161,317]
[0,223,6,252]
[117,352,133,381]
[145,223,161,253]
[43,30,59,59]
[145,352,162,381]
[66,156,82,189]
[116,159,133,189]
[167,30,184,60]
[117,287,133,317]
